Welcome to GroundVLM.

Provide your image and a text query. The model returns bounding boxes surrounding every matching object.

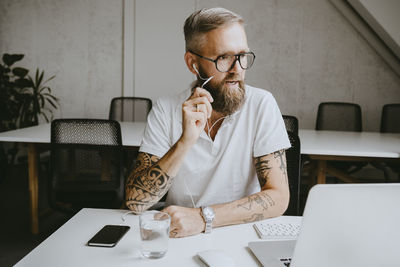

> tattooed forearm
[238,192,275,223]
[237,191,275,211]
[126,153,172,213]
[243,213,265,223]
[255,157,271,188]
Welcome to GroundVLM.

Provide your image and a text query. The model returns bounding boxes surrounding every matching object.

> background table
[299,129,400,184]
[14,208,301,267]
[0,122,146,234]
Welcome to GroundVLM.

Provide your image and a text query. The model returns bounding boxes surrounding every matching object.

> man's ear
[184,51,197,75]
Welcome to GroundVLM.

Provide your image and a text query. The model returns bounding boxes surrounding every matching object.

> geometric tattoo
[238,191,276,223]
[126,152,172,213]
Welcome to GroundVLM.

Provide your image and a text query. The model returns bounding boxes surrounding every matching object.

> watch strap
[201,206,215,234]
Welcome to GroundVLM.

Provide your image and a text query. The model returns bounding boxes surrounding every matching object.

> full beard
[199,75,246,116]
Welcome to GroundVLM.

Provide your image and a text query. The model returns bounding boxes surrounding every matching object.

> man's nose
[228,58,242,73]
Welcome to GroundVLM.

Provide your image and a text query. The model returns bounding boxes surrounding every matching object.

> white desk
[14,208,301,267]
[2,123,400,233]
[0,122,146,234]
[299,129,400,184]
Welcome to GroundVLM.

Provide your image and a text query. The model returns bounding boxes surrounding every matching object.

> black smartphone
[87,225,130,247]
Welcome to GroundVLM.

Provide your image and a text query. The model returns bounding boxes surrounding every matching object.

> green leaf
[41,112,50,123]
[15,78,32,88]
[43,75,55,84]
[2,54,24,66]
[12,67,29,78]
[38,86,50,93]
[37,69,44,86]
[47,98,58,109]
[39,95,45,108]
[43,93,59,102]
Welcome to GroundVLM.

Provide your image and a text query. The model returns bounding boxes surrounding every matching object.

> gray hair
[184,7,244,52]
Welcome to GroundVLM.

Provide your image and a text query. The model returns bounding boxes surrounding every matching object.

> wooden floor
[0,163,70,266]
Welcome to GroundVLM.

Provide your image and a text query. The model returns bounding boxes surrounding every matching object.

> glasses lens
[239,53,255,69]
[216,55,235,72]
[216,53,255,72]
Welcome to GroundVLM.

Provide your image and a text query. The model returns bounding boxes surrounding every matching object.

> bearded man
[126,7,291,238]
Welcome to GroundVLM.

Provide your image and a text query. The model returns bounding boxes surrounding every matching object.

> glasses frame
[189,50,256,73]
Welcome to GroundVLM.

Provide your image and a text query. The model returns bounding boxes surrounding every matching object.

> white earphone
[193,64,200,75]
[193,64,213,86]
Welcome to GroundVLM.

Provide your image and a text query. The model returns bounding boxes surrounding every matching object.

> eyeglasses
[189,50,256,72]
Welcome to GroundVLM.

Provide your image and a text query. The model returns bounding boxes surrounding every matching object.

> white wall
[1,0,399,130]
[134,0,195,100]
[0,0,123,120]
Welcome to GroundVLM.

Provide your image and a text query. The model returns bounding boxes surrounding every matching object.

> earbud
[192,63,213,86]
[193,64,199,75]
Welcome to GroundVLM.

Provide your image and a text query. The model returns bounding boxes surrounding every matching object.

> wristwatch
[201,206,215,234]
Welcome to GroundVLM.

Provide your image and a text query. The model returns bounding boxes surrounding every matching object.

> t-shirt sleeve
[139,99,172,157]
[253,94,291,157]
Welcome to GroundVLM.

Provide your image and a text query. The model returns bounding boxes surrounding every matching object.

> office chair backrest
[109,97,152,122]
[50,119,124,214]
[283,115,299,135]
[316,102,362,132]
[284,131,301,216]
[380,104,400,133]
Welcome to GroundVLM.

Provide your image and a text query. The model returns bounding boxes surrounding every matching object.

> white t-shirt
[139,84,290,208]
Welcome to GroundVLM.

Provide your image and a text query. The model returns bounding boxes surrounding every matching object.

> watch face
[203,207,215,220]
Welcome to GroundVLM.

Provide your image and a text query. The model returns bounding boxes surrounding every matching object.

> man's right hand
[180,87,213,146]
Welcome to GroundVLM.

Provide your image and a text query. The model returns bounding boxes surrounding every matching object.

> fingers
[189,97,212,118]
[162,207,181,238]
[191,87,214,103]
[162,206,204,238]
[182,104,207,125]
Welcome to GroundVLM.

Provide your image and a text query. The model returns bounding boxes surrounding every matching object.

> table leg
[317,160,327,184]
[326,165,361,183]
[28,143,39,234]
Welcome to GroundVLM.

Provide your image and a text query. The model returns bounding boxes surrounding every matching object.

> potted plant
[0,54,28,132]
[18,68,59,128]
[0,53,59,176]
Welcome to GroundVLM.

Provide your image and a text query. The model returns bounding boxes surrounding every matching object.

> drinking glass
[139,210,170,259]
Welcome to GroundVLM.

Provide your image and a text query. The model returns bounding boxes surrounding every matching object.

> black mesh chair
[316,102,366,175]
[109,97,152,173]
[109,97,152,122]
[316,102,362,132]
[283,115,298,135]
[49,119,124,214]
[381,104,400,133]
[375,104,400,181]
[284,131,301,216]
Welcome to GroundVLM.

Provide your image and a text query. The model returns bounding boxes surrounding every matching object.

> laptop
[249,183,400,267]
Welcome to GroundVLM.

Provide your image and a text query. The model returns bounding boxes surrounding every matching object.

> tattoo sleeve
[273,150,288,184]
[239,150,288,223]
[255,156,272,188]
[126,152,172,213]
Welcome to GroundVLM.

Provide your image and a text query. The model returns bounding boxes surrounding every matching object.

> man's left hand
[162,206,205,238]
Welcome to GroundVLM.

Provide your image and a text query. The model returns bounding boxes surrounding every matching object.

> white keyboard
[253,221,301,240]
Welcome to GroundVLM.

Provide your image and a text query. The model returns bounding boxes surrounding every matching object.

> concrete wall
[196,0,400,131]
[0,0,123,120]
[1,0,399,131]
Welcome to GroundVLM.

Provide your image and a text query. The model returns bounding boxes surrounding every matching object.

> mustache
[223,74,242,82]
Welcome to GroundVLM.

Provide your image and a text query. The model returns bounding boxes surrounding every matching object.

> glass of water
[139,210,170,259]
